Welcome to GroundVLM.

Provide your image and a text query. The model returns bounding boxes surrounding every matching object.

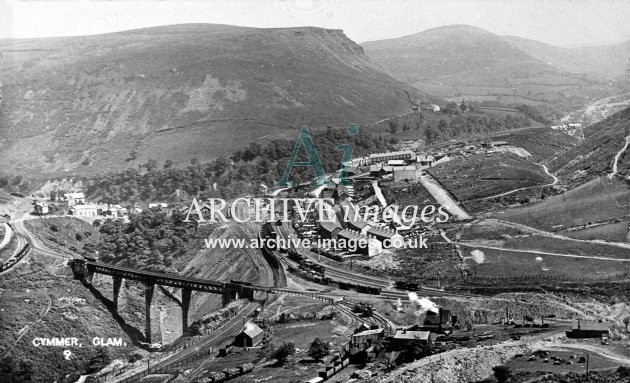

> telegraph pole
[586,353,590,378]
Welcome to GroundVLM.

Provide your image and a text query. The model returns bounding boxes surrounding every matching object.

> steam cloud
[470,249,485,264]
[408,292,439,316]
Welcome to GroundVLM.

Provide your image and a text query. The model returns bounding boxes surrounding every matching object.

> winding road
[608,134,630,179]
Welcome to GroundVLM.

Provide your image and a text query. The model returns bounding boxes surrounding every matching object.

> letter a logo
[275,127,330,187]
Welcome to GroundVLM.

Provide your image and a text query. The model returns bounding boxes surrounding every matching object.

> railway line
[274,221,474,298]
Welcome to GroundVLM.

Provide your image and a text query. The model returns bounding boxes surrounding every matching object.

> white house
[34,202,49,215]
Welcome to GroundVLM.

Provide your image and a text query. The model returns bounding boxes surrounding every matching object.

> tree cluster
[85,126,392,204]
[86,208,190,272]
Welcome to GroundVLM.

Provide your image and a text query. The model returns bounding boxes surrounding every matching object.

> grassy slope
[549,106,630,186]
[428,153,552,201]
[0,254,139,382]
[483,127,580,163]
[563,219,630,242]
[0,232,19,263]
[492,177,630,231]
[24,216,102,254]
[468,247,627,279]
[0,24,428,178]
[459,219,630,279]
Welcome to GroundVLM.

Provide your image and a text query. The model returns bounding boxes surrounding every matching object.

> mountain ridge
[363,24,624,112]
[0,23,429,177]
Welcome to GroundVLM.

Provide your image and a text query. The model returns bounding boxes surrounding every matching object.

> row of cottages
[69,204,129,219]
[70,204,99,217]
[480,141,509,149]
[367,150,415,165]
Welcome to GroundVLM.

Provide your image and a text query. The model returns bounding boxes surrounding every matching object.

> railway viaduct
[68,259,270,343]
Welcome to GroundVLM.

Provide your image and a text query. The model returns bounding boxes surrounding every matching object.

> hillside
[503,36,630,79]
[363,25,619,113]
[0,24,428,178]
[549,106,630,185]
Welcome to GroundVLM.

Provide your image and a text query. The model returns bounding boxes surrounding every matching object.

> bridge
[68,259,272,343]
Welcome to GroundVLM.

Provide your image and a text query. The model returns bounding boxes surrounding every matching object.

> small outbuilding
[234,323,264,347]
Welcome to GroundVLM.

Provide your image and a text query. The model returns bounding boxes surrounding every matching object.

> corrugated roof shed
[242,323,264,339]
[393,330,430,341]
[571,320,609,331]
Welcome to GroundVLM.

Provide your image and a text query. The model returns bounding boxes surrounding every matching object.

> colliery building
[421,308,454,334]
[566,319,611,339]
[391,329,432,348]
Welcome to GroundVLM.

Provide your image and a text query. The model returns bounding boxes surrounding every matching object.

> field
[428,153,553,201]
[466,247,628,279]
[457,219,630,279]
[492,177,630,232]
[259,294,330,321]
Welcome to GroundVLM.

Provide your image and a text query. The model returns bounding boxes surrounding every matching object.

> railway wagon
[367,286,381,295]
[301,260,325,274]
[204,371,225,383]
[287,249,305,263]
[318,367,334,380]
[337,281,357,290]
[395,280,419,291]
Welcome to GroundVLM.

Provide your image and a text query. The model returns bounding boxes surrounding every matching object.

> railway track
[276,222,475,298]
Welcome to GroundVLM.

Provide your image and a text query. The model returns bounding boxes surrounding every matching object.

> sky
[1,0,629,47]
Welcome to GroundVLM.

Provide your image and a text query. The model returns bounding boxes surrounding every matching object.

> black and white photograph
[0,0,629,382]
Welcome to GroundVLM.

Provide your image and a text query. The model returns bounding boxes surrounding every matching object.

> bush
[86,349,111,374]
[308,338,330,361]
[127,352,143,364]
[273,342,295,364]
